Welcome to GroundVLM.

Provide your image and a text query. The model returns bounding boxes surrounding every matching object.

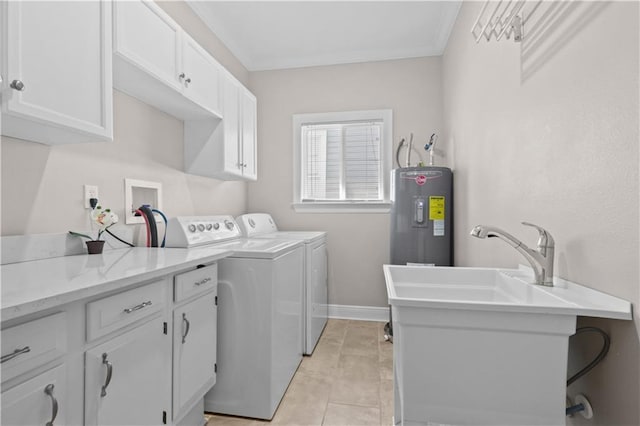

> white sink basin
[384,265,631,318]
[383,265,632,426]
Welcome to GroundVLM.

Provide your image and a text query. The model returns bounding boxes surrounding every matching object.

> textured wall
[443,1,639,424]
[248,57,443,308]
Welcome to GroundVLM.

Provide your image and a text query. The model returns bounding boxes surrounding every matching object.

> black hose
[395,138,405,168]
[105,229,135,247]
[567,326,611,386]
[140,205,158,248]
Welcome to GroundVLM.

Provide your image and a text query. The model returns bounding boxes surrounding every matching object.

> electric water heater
[390,166,453,266]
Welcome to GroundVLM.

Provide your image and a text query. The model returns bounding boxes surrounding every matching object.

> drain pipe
[405,133,413,167]
[566,394,593,419]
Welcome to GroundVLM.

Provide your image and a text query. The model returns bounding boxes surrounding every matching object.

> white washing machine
[165,215,303,420]
[236,213,328,355]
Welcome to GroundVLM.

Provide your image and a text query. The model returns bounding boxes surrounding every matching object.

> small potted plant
[69,206,119,254]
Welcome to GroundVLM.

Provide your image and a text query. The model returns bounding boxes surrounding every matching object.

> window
[293,109,392,212]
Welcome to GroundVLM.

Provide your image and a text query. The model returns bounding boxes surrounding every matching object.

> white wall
[1,1,249,237]
[443,2,639,424]
[248,57,443,307]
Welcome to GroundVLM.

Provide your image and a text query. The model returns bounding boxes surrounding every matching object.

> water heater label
[433,220,445,236]
[429,196,445,220]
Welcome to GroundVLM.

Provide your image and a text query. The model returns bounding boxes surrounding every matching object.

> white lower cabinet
[1,363,67,426]
[172,291,217,420]
[1,262,220,426]
[84,316,171,426]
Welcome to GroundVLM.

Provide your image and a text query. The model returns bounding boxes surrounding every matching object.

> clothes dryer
[236,213,328,355]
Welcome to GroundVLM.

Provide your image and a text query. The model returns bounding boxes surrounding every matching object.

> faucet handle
[521,222,555,249]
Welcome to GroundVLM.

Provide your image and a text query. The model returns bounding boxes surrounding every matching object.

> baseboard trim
[328,304,389,322]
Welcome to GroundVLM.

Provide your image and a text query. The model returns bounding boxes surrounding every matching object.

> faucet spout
[470,222,555,286]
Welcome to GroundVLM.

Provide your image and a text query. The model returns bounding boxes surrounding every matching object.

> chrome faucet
[470,222,555,286]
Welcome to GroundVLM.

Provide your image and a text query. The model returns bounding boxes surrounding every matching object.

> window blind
[301,121,383,202]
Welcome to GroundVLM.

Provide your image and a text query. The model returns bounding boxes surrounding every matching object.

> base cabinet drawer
[84,316,170,426]
[174,263,217,302]
[86,280,166,341]
[1,312,67,383]
[1,363,66,426]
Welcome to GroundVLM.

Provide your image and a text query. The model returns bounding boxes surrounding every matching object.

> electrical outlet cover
[84,185,99,209]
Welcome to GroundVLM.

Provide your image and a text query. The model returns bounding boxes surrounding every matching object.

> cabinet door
[1,364,66,426]
[173,291,217,418]
[221,75,242,177]
[85,317,170,426]
[182,33,221,116]
[113,0,182,92]
[240,89,258,180]
[1,0,112,144]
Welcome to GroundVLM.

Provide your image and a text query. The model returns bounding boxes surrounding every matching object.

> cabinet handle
[44,384,58,426]
[10,79,25,91]
[184,77,191,86]
[101,353,113,397]
[195,277,212,286]
[123,300,152,314]
[1,346,31,363]
[182,313,190,344]
[178,72,185,81]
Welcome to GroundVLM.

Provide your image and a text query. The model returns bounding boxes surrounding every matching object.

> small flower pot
[86,240,106,255]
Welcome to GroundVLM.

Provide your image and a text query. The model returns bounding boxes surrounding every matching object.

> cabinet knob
[178,73,185,81]
[44,384,58,426]
[10,79,25,91]
[184,77,191,86]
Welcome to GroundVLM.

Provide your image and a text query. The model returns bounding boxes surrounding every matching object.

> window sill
[292,202,391,214]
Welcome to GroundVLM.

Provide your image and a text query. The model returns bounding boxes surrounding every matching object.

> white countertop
[1,247,233,322]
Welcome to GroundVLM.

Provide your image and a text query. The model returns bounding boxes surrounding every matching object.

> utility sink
[385,265,631,318]
[383,265,632,426]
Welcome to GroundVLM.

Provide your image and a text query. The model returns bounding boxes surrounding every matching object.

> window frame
[292,109,393,213]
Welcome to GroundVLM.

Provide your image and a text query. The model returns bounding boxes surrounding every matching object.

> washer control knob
[224,220,234,230]
[197,224,205,232]
[213,223,220,230]
[205,223,213,231]
[188,224,197,233]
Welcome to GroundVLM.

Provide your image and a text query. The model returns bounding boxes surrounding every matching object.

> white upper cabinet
[113,0,182,92]
[221,74,241,175]
[113,0,256,181]
[113,0,221,119]
[185,72,257,181]
[0,0,113,145]
[240,88,257,180]
[181,33,221,115]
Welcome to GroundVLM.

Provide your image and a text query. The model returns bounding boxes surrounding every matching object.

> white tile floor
[205,319,393,426]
